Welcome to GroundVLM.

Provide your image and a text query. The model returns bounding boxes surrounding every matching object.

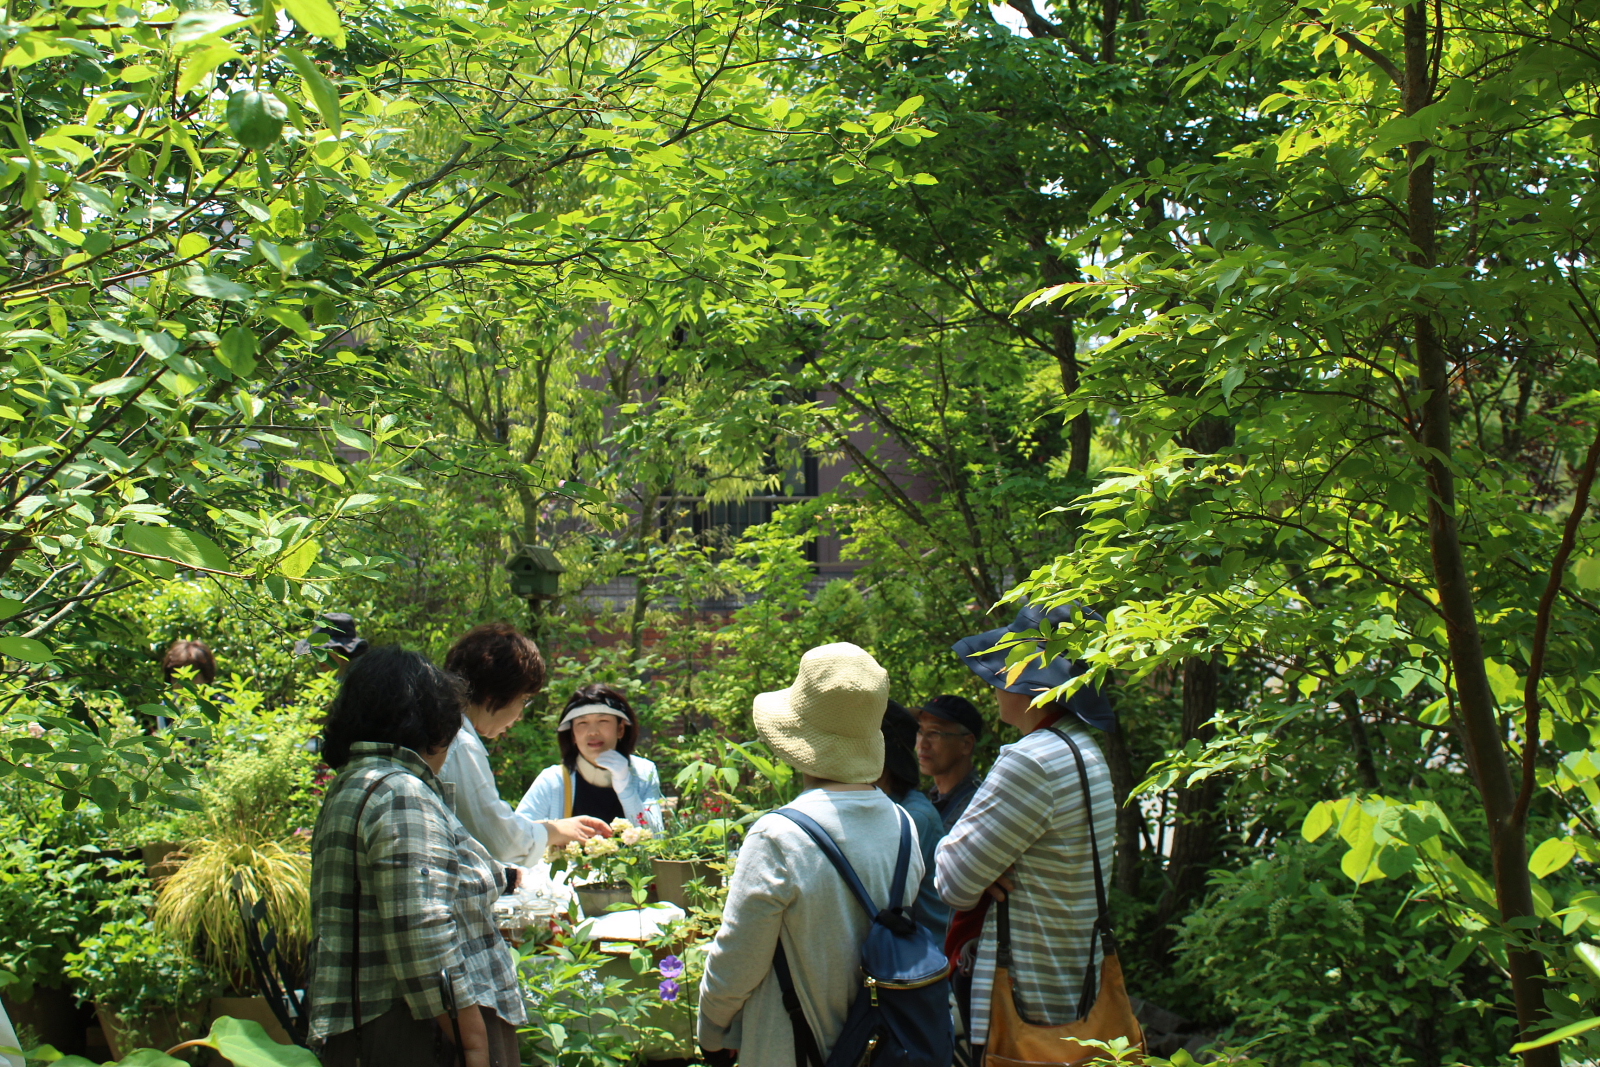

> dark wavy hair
[322,646,466,768]
[445,622,547,712]
[880,700,920,798]
[557,683,638,769]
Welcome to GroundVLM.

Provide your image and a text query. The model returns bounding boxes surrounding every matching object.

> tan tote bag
[985,727,1145,1067]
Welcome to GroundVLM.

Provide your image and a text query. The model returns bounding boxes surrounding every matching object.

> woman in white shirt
[438,624,611,865]
[517,684,663,830]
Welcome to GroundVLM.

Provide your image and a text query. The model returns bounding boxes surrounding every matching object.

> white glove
[594,749,632,793]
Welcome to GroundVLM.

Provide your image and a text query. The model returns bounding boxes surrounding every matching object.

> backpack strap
[771,805,913,920]
[773,941,826,1067]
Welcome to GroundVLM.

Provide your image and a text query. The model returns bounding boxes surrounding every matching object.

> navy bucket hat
[951,602,1115,732]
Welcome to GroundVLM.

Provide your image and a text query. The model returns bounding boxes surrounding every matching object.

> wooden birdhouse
[505,544,564,599]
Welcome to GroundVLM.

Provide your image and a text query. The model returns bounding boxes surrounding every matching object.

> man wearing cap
[935,603,1117,1061]
[917,694,985,832]
[293,612,368,676]
[697,642,922,1067]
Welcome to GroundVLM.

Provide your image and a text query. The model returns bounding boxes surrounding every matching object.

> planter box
[1,984,93,1056]
[650,859,721,909]
[141,841,187,882]
[96,1002,206,1061]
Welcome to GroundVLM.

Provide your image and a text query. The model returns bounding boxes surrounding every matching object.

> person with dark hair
[917,694,985,831]
[309,646,529,1067]
[439,623,610,864]
[878,700,951,933]
[161,640,217,685]
[516,683,663,829]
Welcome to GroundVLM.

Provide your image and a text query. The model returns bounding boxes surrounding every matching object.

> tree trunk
[1148,654,1223,959]
[1337,692,1381,792]
[1040,251,1091,476]
[1403,4,1552,1061]
[1103,727,1144,895]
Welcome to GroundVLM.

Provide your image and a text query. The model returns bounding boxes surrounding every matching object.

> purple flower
[659,955,685,979]
[659,979,681,1002]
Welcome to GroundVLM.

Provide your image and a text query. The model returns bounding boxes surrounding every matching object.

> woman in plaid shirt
[309,647,528,1067]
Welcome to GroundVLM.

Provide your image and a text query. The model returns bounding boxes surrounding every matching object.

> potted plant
[0,827,146,1055]
[63,919,223,1060]
[547,818,657,915]
[151,729,316,998]
[650,757,741,908]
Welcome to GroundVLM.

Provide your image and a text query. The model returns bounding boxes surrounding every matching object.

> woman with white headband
[516,683,664,830]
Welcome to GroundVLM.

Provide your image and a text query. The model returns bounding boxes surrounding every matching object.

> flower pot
[96,1002,206,1061]
[651,859,721,908]
[576,883,635,916]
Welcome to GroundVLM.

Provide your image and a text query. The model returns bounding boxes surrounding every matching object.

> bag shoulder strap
[346,769,404,1054]
[771,804,913,919]
[562,765,574,818]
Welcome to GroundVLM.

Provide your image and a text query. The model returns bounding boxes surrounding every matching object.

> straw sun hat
[753,642,889,784]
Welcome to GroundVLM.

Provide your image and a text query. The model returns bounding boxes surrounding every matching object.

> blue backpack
[771,806,955,1067]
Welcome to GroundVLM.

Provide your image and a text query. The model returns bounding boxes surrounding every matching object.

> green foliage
[0,819,145,999]
[62,918,222,1018]
[1174,838,1511,1065]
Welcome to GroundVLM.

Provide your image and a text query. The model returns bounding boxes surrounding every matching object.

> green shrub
[1171,837,1512,1066]
[0,822,145,999]
[62,918,222,1024]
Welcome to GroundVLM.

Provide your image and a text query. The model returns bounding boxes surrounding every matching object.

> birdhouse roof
[507,544,565,574]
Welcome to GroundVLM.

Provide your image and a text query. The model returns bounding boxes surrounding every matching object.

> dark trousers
[319,1003,521,1067]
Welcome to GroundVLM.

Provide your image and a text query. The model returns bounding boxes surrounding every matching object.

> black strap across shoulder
[769,804,915,1067]
[994,726,1112,1021]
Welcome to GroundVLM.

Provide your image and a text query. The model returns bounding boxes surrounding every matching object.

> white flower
[610,817,631,833]
[620,827,644,846]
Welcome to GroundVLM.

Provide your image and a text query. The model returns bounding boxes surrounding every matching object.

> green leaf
[1509,1015,1600,1052]
[198,1017,320,1066]
[87,321,139,345]
[218,326,259,377]
[330,422,373,451]
[278,538,320,578]
[281,0,347,48]
[262,306,313,335]
[0,597,23,619]
[178,42,240,95]
[258,241,316,276]
[173,11,252,41]
[1301,800,1334,841]
[1528,836,1577,878]
[0,635,53,662]
[180,273,255,302]
[110,1048,187,1065]
[121,524,233,573]
[87,376,146,397]
[285,459,346,485]
[282,47,342,134]
[226,89,288,149]
[1573,556,1600,591]
[1577,942,1600,980]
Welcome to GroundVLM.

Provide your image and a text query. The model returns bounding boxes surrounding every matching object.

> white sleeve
[439,725,549,866]
[617,756,665,831]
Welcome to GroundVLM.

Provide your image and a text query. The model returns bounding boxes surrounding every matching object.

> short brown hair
[557,683,638,768]
[445,623,547,712]
[161,640,216,684]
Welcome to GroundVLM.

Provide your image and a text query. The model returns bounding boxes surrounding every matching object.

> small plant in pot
[546,818,656,915]
[64,919,223,1060]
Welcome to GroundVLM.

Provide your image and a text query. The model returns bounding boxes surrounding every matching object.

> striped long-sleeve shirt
[934,721,1115,1046]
